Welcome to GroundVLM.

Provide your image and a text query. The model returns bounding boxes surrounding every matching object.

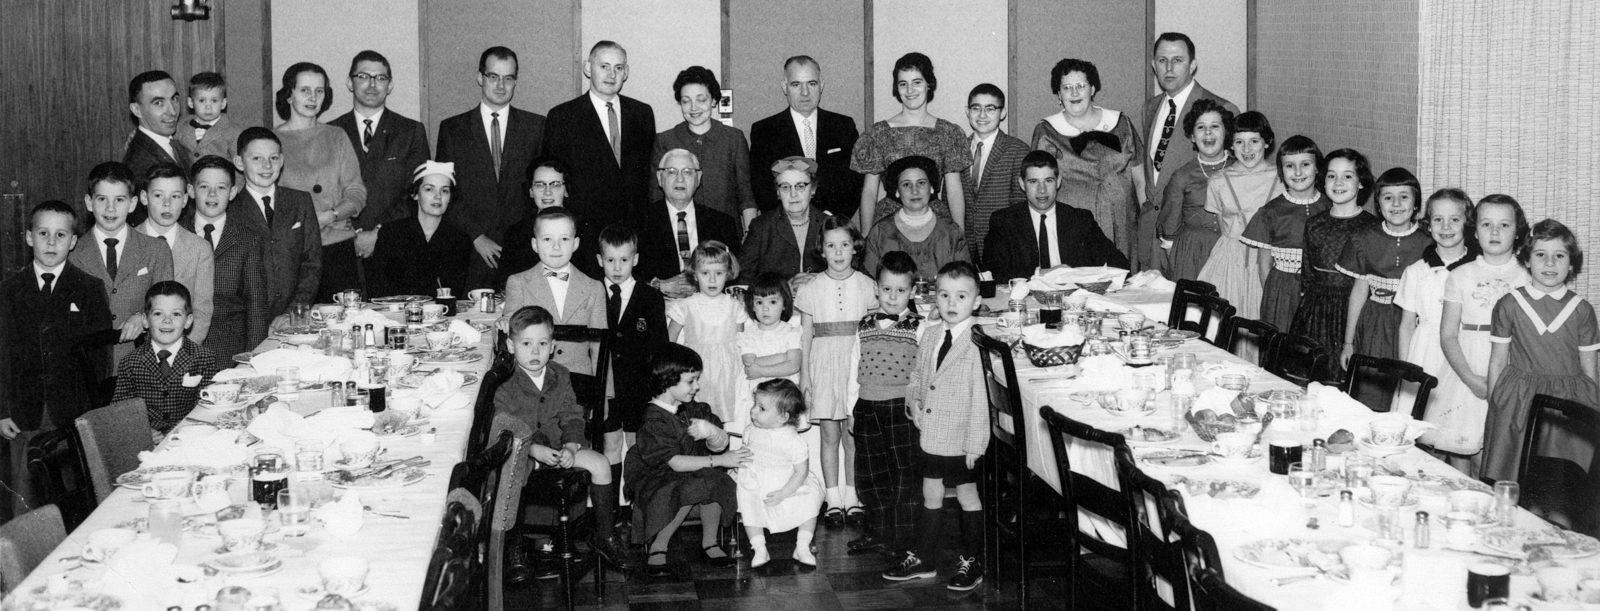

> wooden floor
[505,518,1092,610]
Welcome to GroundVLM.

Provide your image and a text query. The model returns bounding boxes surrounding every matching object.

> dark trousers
[853,397,920,549]
[318,240,364,302]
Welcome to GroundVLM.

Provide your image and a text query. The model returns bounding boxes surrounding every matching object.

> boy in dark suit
[188,155,271,359]
[111,281,222,435]
[495,305,632,570]
[229,127,322,319]
[0,200,113,517]
[594,224,668,463]
[68,162,176,366]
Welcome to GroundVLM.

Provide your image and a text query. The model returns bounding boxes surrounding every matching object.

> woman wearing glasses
[1031,58,1147,263]
[850,53,972,229]
[652,66,758,235]
[274,61,368,302]
[738,157,829,285]
[496,156,574,288]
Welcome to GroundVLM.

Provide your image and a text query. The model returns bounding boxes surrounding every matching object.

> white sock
[843,485,861,508]
[748,533,766,548]
[825,487,842,509]
[796,530,813,548]
[793,530,817,565]
[750,544,771,568]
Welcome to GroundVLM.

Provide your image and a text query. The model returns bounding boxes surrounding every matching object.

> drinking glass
[369,356,390,385]
[294,439,324,474]
[148,499,183,546]
[251,447,290,509]
[1493,481,1520,526]
[1297,396,1321,432]
[275,367,300,394]
[1216,374,1250,393]
[1287,462,1316,501]
[290,302,309,328]
[277,489,311,537]
[1345,454,1376,489]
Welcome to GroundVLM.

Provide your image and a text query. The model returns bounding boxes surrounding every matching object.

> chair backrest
[1040,406,1135,557]
[973,327,1023,453]
[1263,333,1329,388]
[421,495,481,611]
[552,325,611,451]
[1192,567,1276,611]
[1167,279,1220,326]
[1168,291,1235,346]
[1169,510,1223,582]
[73,398,152,503]
[23,429,92,530]
[1114,446,1189,611]
[1340,354,1437,419]
[1220,317,1278,366]
[1521,394,1600,530]
[0,504,65,595]
[465,359,515,458]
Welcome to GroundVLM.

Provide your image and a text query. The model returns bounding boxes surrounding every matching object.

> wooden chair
[1341,354,1436,420]
[441,428,516,609]
[1167,291,1235,346]
[73,398,152,503]
[23,429,93,529]
[1517,394,1600,536]
[1167,506,1223,583]
[551,325,611,452]
[1220,317,1278,366]
[0,504,66,596]
[1040,406,1136,609]
[465,357,515,459]
[1167,280,1220,332]
[421,492,482,611]
[1263,333,1330,388]
[1114,447,1190,611]
[975,327,1059,598]
[1192,567,1276,611]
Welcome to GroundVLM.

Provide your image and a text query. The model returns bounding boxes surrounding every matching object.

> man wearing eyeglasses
[634,149,739,282]
[436,46,546,289]
[329,50,431,290]
[543,41,656,278]
[960,83,1028,269]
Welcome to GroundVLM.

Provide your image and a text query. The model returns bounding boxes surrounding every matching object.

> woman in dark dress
[738,156,827,285]
[1157,99,1234,281]
[370,161,473,298]
[624,343,751,574]
[1291,149,1377,379]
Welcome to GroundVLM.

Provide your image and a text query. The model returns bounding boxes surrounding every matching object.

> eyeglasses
[352,73,391,84]
[481,72,517,84]
[967,104,1002,114]
[531,180,564,191]
[777,182,811,193]
[657,168,700,179]
[1060,83,1092,94]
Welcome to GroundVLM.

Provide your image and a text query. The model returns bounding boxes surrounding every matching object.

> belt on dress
[1460,323,1492,332]
[812,321,858,338]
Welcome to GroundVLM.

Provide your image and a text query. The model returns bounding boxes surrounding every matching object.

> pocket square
[385,156,398,161]
[137,267,149,276]
[826,147,842,154]
[70,303,80,312]
[182,374,202,388]
[291,222,303,229]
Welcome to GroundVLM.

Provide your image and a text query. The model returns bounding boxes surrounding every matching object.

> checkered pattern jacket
[111,337,221,432]
[906,321,990,458]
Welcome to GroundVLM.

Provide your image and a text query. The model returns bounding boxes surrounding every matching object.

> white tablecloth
[8,306,500,610]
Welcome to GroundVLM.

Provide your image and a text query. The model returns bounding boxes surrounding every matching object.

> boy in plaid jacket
[111,281,221,434]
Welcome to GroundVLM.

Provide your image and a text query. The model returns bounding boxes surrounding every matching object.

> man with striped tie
[633,149,739,283]
[1141,32,1238,274]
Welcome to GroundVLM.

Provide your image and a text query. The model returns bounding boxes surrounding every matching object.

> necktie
[362,119,374,152]
[1153,99,1177,173]
[1038,213,1051,268]
[608,284,622,328]
[203,223,216,248]
[972,139,985,185]
[936,329,953,369]
[675,211,692,269]
[262,195,274,228]
[606,102,621,165]
[490,112,503,179]
[104,238,119,280]
[544,270,570,281]
[40,272,54,294]
[802,118,816,159]
[157,349,172,378]
[157,234,167,245]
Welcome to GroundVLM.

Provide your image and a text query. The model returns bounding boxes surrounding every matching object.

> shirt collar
[479,102,509,122]
[354,106,386,125]
[138,125,174,149]
[150,337,183,357]
[33,260,64,279]
[667,199,696,214]
[589,90,619,117]
[606,276,636,295]
[245,184,276,202]
[1028,204,1056,221]
[789,107,817,127]
[543,263,573,278]
[1165,80,1198,109]
[139,221,178,243]
[972,130,999,148]
[1526,284,1570,300]
[651,398,679,414]
[522,366,547,389]
[93,225,129,245]
[942,316,975,339]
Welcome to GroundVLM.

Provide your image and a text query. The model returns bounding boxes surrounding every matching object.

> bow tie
[190,120,211,129]
[872,313,901,322]
[544,270,570,281]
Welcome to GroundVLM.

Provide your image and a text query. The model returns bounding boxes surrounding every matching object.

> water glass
[148,499,183,546]
[1345,454,1376,489]
[1216,374,1250,393]
[1169,394,1193,431]
[1287,462,1316,501]
[275,367,300,394]
[277,489,311,537]
[369,356,390,385]
[1297,396,1321,432]
[294,439,324,474]
[1493,481,1520,526]
[290,302,309,328]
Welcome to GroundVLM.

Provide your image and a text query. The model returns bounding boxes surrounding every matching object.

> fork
[1270,566,1327,586]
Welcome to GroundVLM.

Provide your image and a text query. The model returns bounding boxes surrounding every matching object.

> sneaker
[881,551,936,581]
[947,556,984,591]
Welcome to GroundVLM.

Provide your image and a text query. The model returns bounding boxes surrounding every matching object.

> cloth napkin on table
[246,404,375,449]
[1193,386,1241,416]
[413,369,471,410]
[248,348,352,383]
[138,428,249,470]
[448,319,483,345]
[320,491,365,538]
[1029,265,1130,292]
[1122,269,1177,291]
[210,367,258,382]
[98,538,178,609]
[1307,382,1436,441]
[1021,323,1085,348]
[344,309,400,329]
[1073,355,1133,392]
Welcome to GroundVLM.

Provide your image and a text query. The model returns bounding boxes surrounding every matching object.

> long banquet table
[7,306,499,610]
[991,288,1600,610]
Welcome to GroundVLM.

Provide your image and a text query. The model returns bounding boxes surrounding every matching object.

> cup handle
[141,483,159,497]
[308,311,325,322]
[451,335,463,347]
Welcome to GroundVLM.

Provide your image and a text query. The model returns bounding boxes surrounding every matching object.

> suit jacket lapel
[1053,206,1074,262]
[584,98,620,170]
[561,279,584,323]
[934,326,973,376]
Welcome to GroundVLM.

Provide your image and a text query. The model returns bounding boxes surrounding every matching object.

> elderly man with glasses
[633,149,740,283]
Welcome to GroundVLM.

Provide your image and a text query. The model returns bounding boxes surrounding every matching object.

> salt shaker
[1337,490,1355,527]
[1414,511,1431,548]
[1306,438,1328,472]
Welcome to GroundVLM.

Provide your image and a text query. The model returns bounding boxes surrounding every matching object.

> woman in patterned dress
[851,53,971,229]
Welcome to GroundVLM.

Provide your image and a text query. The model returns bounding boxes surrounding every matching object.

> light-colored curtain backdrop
[1419,0,1598,301]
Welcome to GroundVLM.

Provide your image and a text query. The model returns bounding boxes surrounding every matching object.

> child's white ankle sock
[843,485,861,508]
[825,487,842,509]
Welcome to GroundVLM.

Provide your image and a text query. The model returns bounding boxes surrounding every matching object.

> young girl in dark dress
[624,342,752,575]
[1338,168,1434,408]
[1241,135,1329,331]
[1290,149,1377,378]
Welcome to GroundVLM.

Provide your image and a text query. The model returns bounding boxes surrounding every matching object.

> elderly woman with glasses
[737,157,831,285]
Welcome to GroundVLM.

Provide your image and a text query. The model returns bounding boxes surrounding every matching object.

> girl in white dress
[667,241,747,422]
[735,273,803,433]
[1393,189,1476,460]
[738,378,824,568]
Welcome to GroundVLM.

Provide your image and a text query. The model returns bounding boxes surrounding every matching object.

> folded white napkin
[1021,323,1085,348]
[417,369,470,410]
[321,491,365,538]
[139,428,249,470]
[99,537,178,609]
[211,367,258,382]
[1194,386,1241,416]
[248,348,352,383]
[1122,269,1177,291]
[1307,382,1437,441]
[1075,355,1133,391]
[246,404,375,449]
[1031,266,1130,292]
[344,308,401,329]
[1007,280,1030,301]
[448,319,483,345]
[1082,292,1135,314]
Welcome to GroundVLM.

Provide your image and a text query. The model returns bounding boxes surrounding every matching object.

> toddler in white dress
[736,378,824,568]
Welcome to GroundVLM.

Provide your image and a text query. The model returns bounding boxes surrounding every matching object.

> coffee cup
[200,382,241,405]
[1368,475,1411,507]
[1211,432,1254,458]
[1369,416,1409,447]
[333,289,363,307]
[141,470,194,499]
[337,430,381,467]
[309,304,346,325]
[320,556,371,596]
[468,288,495,301]
[217,517,266,552]
[426,330,460,351]
[190,476,232,513]
[1468,563,1511,608]
[1538,567,1583,603]
[421,303,447,322]
[82,528,137,563]
[1268,439,1303,474]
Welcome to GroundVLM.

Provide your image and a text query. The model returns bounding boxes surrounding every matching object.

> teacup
[1367,475,1411,507]
[82,528,137,563]
[320,556,371,596]
[309,304,346,325]
[426,331,460,351]
[435,287,453,300]
[333,289,363,307]
[1446,511,1481,548]
[337,431,381,467]
[1211,432,1254,458]
[1537,566,1582,603]
[1100,389,1151,414]
[421,304,447,322]
[217,517,266,552]
[1368,416,1409,447]
[190,476,231,512]
[200,382,241,405]
[467,288,495,302]
[391,395,423,422]
[141,470,194,499]
[387,350,415,373]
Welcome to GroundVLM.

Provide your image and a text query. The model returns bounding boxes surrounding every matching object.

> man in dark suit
[749,55,863,220]
[1141,32,1239,273]
[985,151,1128,282]
[960,83,1028,267]
[0,200,113,519]
[436,46,544,289]
[329,50,432,293]
[542,40,655,276]
[124,70,193,227]
[634,149,740,282]
[229,128,322,319]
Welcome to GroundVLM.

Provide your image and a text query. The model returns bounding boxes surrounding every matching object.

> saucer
[297,582,371,599]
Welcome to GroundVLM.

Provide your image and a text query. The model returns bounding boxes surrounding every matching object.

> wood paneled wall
[0,0,225,263]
